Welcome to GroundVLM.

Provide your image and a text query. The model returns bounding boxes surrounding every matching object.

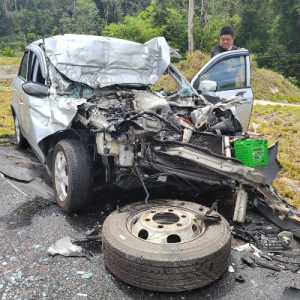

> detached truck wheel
[102,199,231,292]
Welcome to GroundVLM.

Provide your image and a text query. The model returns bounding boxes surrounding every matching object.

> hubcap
[15,117,20,143]
[54,151,69,202]
[127,206,206,244]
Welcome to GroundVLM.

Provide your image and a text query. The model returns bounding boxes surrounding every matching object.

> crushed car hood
[42,34,170,88]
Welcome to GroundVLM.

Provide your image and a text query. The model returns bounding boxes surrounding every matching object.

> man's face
[219,34,234,50]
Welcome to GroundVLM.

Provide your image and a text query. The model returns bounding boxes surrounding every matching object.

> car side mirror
[198,80,217,93]
[198,80,220,105]
[22,82,48,97]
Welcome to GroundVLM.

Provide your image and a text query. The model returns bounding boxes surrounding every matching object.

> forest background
[1,0,300,87]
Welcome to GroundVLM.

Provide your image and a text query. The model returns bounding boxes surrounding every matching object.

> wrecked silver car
[11,35,300,292]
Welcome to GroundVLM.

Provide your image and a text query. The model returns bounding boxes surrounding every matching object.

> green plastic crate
[234,139,268,167]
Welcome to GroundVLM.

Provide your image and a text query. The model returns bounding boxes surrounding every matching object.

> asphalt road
[1,143,300,300]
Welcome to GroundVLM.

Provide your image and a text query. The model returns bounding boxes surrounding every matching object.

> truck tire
[52,139,93,213]
[102,199,231,292]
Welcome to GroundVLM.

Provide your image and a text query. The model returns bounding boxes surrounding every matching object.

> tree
[104,6,164,43]
[1,0,28,49]
[188,0,194,51]
[257,0,300,86]
[99,0,151,23]
[235,0,270,53]
[59,0,102,35]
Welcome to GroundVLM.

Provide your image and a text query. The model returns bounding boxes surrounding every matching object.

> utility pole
[188,0,195,52]
[200,0,204,51]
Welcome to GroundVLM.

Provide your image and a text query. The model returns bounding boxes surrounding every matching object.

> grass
[250,105,300,209]
[250,55,300,103]
[0,56,19,144]
[0,83,14,136]
[0,56,21,66]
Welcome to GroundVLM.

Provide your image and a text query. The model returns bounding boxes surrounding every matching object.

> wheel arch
[11,105,16,117]
[41,129,82,175]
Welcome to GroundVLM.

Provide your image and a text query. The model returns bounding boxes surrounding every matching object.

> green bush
[1,47,15,57]
[104,7,164,43]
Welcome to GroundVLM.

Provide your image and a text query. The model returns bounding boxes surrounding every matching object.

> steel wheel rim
[15,117,21,144]
[54,151,69,202]
[127,205,206,244]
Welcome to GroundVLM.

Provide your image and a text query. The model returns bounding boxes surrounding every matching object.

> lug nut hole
[138,229,149,240]
[167,235,181,243]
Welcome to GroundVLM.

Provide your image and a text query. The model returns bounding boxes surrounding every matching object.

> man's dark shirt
[211,45,238,58]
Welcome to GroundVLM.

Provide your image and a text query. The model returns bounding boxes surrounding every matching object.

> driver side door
[191,50,253,131]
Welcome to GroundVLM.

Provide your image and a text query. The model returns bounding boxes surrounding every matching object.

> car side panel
[12,69,27,137]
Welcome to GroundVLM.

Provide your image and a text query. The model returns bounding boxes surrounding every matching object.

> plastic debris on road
[47,236,86,257]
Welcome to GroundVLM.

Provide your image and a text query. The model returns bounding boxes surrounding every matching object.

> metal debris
[232,227,258,243]
[255,261,281,272]
[241,255,255,268]
[84,226,102,241]
[233,224,293,252]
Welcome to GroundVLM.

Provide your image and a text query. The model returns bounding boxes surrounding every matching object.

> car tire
[102,199,231,292]
[14,115,28,149]
[52,139,93,213]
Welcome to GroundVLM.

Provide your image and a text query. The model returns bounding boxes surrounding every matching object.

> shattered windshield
[167,63,198,97]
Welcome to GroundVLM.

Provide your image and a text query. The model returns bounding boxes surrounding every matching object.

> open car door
[191,50,253,131]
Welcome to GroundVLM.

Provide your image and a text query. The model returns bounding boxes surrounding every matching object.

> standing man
[211,25,244,58]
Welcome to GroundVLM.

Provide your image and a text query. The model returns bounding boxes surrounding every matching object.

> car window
[19,52,29,80]
[32,59,45,84]
[199,56,246,91]
[27,52,37,82]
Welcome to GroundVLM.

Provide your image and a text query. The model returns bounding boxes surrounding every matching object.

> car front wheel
[52,139,93,213]
[14,115,28,149]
